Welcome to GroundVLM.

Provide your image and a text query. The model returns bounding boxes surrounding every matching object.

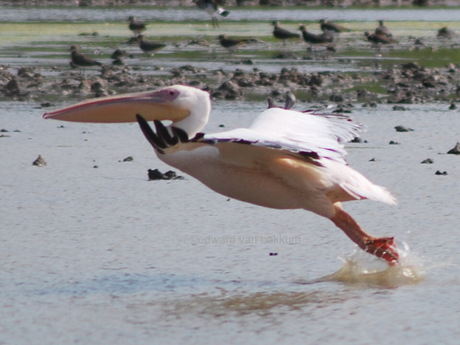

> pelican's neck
[172,88,212,139]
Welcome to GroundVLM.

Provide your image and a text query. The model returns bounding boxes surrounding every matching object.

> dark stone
[148,169,183,180]
[447,142,460,155]
[32,154,46,167]
[395,125,414,132]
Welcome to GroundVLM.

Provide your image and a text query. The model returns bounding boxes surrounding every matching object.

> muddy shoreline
[0,1,453,8]
[2,56,459,108]
[1,6,460,108]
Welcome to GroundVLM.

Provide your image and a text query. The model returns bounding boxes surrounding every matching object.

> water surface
[1,7,460,23]
[1,101,459,344]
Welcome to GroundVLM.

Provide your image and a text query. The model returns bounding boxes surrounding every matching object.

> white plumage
[43,85,400,265]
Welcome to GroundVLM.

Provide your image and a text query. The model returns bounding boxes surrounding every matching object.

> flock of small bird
[69,15,168,68]
[218,19,397,52]
[68,0,455,69]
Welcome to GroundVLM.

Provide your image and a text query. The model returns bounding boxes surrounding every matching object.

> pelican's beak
[43,90,190,123]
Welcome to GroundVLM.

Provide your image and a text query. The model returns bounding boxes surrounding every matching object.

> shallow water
[1,100,459,344]
[1,7,460,23]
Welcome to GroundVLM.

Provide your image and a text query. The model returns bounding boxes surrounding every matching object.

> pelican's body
[43,85,400,265]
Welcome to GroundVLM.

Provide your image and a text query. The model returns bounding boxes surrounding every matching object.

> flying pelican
[42,85,400,265]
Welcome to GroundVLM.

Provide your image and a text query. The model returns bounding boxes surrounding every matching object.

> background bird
[138,35,166,55]
[272,21,300,45]
[375,20,392,37]
[298,25,334,45]
[267,91,297,110]
[43,85,400,266]
[437,26,456,39]
[128,16,147,36]
[69,45,102,68]
[194,0,230,28]
[365,31,398,44]
[218,34,254,52]
[319,19,350,33]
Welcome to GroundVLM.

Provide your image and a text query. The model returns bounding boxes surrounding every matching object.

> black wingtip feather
[154,120,178,146]
[172,126,189,143]
[136,114,166,153]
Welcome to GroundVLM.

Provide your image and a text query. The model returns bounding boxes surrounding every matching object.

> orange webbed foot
[364,237,399,265]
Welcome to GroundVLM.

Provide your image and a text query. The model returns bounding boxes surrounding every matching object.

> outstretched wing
[201,108,363,164]
[136,111,394,205]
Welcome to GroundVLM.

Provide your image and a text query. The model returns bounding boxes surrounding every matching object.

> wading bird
[319,19,350,33]
[194,0,230,28]
[272,21,300,45]
[138,35,166,55]
[298,25,334,46]
[69,45,102,68]
[218,34,255,52]
[43,85,400,265]
[128,16,147,36]
[375,20,392,37]
[364,31,398,44]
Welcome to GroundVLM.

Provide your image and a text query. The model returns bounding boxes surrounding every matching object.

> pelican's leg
[330,204,399,265]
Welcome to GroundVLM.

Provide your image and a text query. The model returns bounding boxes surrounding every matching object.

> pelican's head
[43,85,211,137]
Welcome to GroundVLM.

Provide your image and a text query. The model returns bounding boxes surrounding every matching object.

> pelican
[43,85,400,265]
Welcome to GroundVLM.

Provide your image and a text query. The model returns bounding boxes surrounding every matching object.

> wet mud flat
[1,15,460,108]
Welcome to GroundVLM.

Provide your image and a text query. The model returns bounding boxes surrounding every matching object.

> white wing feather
[203,108,363,163]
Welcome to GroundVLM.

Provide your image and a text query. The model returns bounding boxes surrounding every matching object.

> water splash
[321,242,424,288]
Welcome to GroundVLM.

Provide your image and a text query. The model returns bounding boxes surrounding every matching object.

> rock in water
[447,142,460,155]
[394,125,414,132]
[148,169,183,181]
[32,154,46,167]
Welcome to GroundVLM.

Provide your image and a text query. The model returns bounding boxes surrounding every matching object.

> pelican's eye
[156,88,180,102]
